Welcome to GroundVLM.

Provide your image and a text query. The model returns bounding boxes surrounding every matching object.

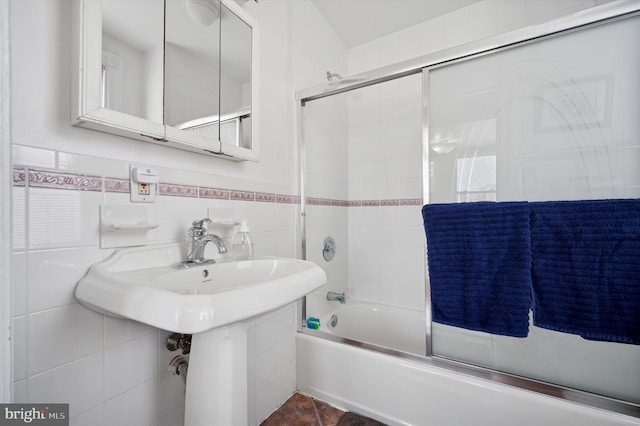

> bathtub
[315,300,426,355]
[298,301,639,426]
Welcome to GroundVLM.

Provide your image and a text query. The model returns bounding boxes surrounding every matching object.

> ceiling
[309,0,482,48]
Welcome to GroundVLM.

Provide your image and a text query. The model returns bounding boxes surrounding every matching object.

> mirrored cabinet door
[101,0,164,123]
[72,0,258,161]
[219,1,253,154]
[164,0,223,154]
[72,0,166,141]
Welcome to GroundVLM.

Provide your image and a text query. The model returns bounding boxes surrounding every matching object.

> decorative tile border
[159,183,198,198]
[307,197,331,206]
[276,194,298,204]
[256,192,276,202]
[306,197,422,207]
[199,187,229,199]
[105,178,129,193]
[28,168,103,191]
[12,166,422,207]
[399,198,422,206]
[13,167,26,186]
[230,190,255,202]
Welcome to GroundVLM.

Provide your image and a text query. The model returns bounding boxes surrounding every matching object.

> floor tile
[312,398,344,426]
[260,392,344,426]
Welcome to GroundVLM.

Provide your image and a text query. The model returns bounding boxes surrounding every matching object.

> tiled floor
[259,392,386,426]
[260,393,344,426]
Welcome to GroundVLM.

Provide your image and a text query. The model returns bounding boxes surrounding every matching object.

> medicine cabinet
[71,0,258,161]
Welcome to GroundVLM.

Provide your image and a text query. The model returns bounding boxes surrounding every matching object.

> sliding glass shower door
[299,4,639,411]
[301,74,426,355]
[427,13,640,404]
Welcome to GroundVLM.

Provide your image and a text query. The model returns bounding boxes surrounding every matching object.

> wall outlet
[137,183,151,196]
[130,165,158,203]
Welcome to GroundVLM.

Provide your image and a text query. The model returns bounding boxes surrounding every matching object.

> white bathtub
[297,334,639,426]
[298,300,639,426]
[316,300,426,355]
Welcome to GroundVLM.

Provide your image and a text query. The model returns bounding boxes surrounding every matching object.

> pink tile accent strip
[105,178,130,193]
[12,166,421,207]
[400,198,422,206]
[199,187,230,199]
[231,190,255,201]
[276,194,296,204]
[13,168,26,186]
[159,183,198,197]
[307,197,331,206]
[28,168,103,191]
[256,192,275,202]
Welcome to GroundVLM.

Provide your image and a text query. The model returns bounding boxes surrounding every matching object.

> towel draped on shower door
[422,199,640,344]
[530,199,640,344]
[422,202,532,337]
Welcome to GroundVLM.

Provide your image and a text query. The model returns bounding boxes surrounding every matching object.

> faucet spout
[187,234,227,262]
[183,218,228,265]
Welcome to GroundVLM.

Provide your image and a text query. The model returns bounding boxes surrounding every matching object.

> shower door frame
[296,1,640,418]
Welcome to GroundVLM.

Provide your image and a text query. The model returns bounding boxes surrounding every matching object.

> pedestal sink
[75,243,326,425]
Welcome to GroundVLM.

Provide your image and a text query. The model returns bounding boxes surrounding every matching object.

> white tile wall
[104,316,155,349]
[12,152,309,424]
[27,353,104,418]
[10,0,347,425]
[12,153,309,424]
[27,188,102,249]
[26,305,102,376]
[103,379,159,426]
[27,247,104,313]
[104,333,158,400]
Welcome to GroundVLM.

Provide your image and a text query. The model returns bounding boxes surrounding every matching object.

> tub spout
[327,291,346,304]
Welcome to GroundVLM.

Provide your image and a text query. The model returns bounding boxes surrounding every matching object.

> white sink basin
[75,243,326,333]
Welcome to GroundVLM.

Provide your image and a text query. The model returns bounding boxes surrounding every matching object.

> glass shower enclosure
[297,2,640,416]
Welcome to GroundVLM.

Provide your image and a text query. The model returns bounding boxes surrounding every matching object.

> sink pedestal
[185,321,250,426]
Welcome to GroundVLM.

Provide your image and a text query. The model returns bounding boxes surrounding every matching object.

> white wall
[349,0,615,75]
[9,1,346,425]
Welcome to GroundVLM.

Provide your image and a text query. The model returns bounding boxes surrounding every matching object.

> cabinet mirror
[72,0,257,161]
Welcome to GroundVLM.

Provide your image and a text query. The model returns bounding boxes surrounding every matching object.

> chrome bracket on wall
[322,236,336,261]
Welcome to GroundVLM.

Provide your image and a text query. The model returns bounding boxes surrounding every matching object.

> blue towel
[530,199,640,344]
[422,202,532,337]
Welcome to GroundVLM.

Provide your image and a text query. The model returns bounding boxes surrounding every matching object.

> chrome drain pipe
[169,355,188,386]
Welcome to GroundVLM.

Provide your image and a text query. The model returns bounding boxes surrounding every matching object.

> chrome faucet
[185,218,227,264]
[327,291,346,304]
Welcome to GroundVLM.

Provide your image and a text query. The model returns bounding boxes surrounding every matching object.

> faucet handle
[191,218,212,230]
